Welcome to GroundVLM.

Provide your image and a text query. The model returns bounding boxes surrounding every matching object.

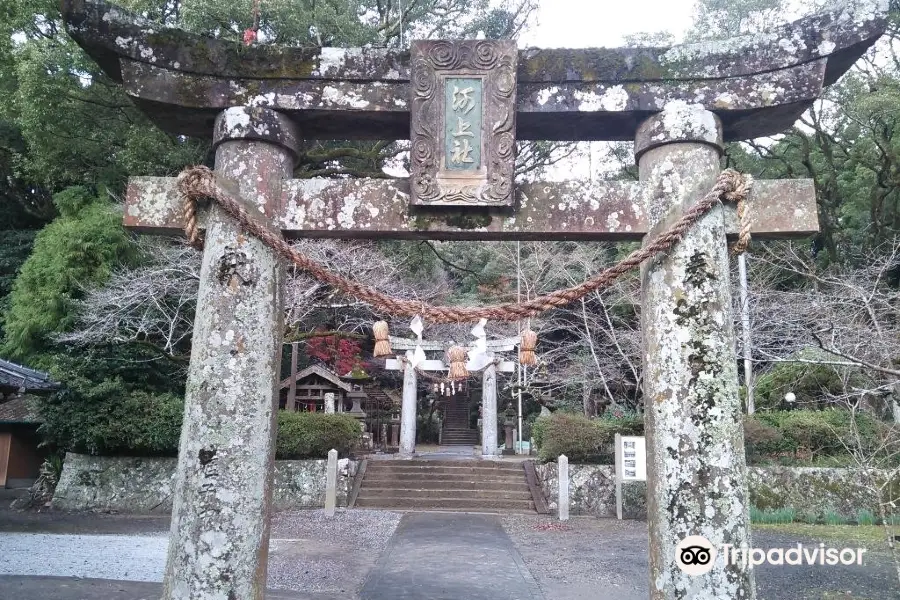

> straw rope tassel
[372,321,392,357]
[519,329,537,366]
[447,346,469,380]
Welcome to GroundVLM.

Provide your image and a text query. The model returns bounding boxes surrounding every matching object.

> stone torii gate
[384,333,520,458]
[61,1,887,599]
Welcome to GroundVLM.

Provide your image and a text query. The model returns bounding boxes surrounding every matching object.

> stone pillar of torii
[383,318,519,458]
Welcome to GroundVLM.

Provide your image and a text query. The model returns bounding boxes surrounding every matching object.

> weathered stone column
[636,101,754,598]
[481,363,498,458]
[324,448,338,517]
[558,454,569,522]
[399,361,417,457]
[162,107,299,600]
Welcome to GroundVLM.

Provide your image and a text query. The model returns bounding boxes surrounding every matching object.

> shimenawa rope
[177,166,752,324]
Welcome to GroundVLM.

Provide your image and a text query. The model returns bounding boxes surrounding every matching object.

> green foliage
[531,414,549,449]
[798,512,819,525]
[823,510,849,526]
[38,381,183,457]
[743,416,784,462]
[38,372,361,458]
[533,411,645,463]
[1,193,137,359]
[744,410,893,465]
[856,509,876,526]
[753,350,863,411]
[276,411,361,459]
[417,412,441,445]
[750,507,796,525]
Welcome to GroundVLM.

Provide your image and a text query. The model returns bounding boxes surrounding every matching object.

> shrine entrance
[60,1,888,599]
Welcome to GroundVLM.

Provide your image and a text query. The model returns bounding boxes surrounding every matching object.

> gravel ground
[502,515,899,600]
[0,508,402,596]
[502,514,647,600]
[268,508,402,595]
[0,533,169,582]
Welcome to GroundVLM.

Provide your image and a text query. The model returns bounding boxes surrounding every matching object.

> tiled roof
[279,364,353,392]
[0,358,60,394]
[0,396,41,424]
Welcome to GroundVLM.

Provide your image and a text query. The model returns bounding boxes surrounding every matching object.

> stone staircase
[440,399,478,446]
[353,460,537,513]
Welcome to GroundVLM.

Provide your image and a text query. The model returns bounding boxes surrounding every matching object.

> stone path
[0,509,400,597]
[360,512,543,600]
[0,576,342,600]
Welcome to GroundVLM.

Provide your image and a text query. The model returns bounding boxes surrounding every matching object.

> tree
[746,241,900,421]
[1,187,138,361]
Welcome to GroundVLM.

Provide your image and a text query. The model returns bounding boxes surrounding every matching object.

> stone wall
[535,463,897,520]
[52,453,359,513]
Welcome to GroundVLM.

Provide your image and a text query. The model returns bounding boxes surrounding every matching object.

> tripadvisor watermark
[675,535,867,575]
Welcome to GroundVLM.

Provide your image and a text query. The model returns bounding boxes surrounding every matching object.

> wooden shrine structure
[61,1,889,598]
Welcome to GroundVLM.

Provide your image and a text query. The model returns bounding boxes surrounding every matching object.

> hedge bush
[276,411,361,459]
[38,382,184,457]
[39,386,361,459]
[753,349,870,411]
[533,409,895,467]
[533,412,645,463]
[746,409,892,464]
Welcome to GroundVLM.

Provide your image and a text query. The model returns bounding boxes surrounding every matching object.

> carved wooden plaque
[410,40,517,207]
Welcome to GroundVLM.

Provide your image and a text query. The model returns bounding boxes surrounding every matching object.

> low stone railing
[535,462,899,521]
[52,453,359,513]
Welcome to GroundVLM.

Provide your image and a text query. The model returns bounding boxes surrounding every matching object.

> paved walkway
[0,576,342,600]
[361,512,544,600]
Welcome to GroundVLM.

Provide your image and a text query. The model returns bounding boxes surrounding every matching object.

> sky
[513,0,700,180]
[521,0,697,48]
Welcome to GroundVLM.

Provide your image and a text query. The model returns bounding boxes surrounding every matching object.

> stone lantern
[347,386,367,418]
[503,403,517,455]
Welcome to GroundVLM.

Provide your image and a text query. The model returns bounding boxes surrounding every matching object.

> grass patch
[856,509,876,526]
[750,507,796,524]
[754,523,896,549]
[823,510,849,526]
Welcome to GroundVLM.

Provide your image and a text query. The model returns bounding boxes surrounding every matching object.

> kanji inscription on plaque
[410,40,517,207]
[445,78,483,170]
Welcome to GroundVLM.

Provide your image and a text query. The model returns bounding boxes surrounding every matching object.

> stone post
[390,423,400,447]
[481,363,498,458]
[558,454,569,522]
[636,101,754,598]
[324,392,335,414]
[399,361,417,457]
[162,107,299,600]
[324,449,338,517]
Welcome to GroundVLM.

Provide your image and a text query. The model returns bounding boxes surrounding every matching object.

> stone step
[363,474,526,486]
[361,480,530,491]
[353,496,536,512]
[366,458,522,467]
[358,488,533,500]
[365,463,523,473]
